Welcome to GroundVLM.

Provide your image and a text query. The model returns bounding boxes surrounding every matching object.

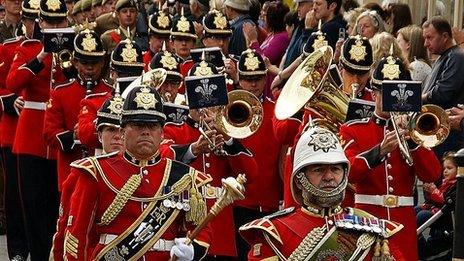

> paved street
[0,235,8,259]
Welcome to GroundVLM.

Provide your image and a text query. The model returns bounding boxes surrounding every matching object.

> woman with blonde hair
[353,10,385,39]
[370,32,406,70]
[397,24,432,82]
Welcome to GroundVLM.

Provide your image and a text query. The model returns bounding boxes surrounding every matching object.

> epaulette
[54,79,75,90]
[19,39,41,46]
[3,36,23,45]
[70,157,98,180]
[193,169,212,187]
[239,217,283,244]
[264,207,295,219]
[95,150,118,159]
[85,91,109,99]
[345,117,370,126]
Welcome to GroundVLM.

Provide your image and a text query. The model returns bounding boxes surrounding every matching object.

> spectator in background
[343,7,365,36]
[0,5,5,20]
[387,3,412,36]
[0,0,21,43]
[248,0,268,43]
[397,25,431,82]
[284,10,299,39]
[363,2,388,21]
[353,10,385,39]
[371,31,406,70]
[243,1,290,98]
[224,0,254,56]
[189,0,209,22]
[342,0,359,13]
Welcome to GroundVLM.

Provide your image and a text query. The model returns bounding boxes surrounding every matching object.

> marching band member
[143,9,172,70]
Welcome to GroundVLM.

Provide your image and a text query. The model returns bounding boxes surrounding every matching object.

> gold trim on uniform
[244,51,260,71]
[193,61,213,76]
[82,32,97,52]
[160,52,178,70]
[30,0,40,9]
[213,12,227,30]
[134,87,158,110]
[157,12,170,28]
[107,97,124,114]
[64,231,79,258]
[22,7,39,14]
[70,157,98,180]
[40,9,67,17]
[349,37,367,62]
[287,226,326,261]
[176,16,190,33]
[240,218,283,244]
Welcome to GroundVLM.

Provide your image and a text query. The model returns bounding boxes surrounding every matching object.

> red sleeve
[428,188,445,206]
[244,231,278,260]
[273,117,301,146]
[43,89,70,150]
[77,98,100,150]
[6,45,43,94]
[339,124,377,183]
[52,171,80,261]
[64,169,98,260]
[411,147,441,183]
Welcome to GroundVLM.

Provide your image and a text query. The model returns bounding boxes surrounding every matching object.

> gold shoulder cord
[287,226,326,261]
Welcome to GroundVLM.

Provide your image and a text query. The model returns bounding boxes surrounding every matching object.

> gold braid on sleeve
[287,226,326,261]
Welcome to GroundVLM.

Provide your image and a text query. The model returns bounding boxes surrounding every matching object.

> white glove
[170,238,194,261]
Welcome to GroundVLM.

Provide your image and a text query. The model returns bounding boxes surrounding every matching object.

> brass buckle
[383,195,398,208]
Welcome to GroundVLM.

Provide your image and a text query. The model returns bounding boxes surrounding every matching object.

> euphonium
[122,68,167,98]
[56,49,73,69]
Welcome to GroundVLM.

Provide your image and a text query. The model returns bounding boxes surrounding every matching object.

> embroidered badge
[381,56,400,80]
[30,0,40,9]
[160,52,178,70]
[157,11,170,28]
[46,0,61,11]
[134,87,157,110]
[349,37,367,62]
[213,11,227,30]
[108,97,124,114]
[176,16,190,33]
[312,34,328,51]
[307,128,337,153]
[253,243,262,256]
[82,32,97,52]
[121,41,138,63]
[194,61,213,76]
[244,51,260,71]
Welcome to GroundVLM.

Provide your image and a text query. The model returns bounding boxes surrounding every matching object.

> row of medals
[334,214,383,234]
[162,190,191,211]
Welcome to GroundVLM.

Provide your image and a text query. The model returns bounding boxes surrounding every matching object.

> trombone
[391,104,450,166]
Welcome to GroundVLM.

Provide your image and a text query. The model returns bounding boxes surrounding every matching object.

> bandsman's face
[171,37,195,59]
[99,125,124,153]
[159,80,181,103]
[340,67,370,94]
[74,59,105,82]
[117,7,137,27]
[238,76,266,98]
[122,122,164,159]
[202,35,230,55]
[149,35,169,53]
[303,164,344,190]
[39,18,68,29]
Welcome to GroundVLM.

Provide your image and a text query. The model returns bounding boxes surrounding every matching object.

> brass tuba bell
[54,49,73,69]
[121,68,168,98]
[409,104,450,148]
[215,90,263,139]
[275,46,350,131]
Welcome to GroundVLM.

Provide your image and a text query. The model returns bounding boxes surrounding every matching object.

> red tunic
[237,97,300,211]
[62,152,212,260]
[0,37,23,147]
[6,39,65,158]
[240,207,404,260]
[43,79,112,189]
[143,51,153,72]
[339,115,441,261]
[77,92,112,151]
[164,118,258,257]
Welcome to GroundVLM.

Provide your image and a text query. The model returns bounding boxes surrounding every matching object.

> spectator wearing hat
[170,9,197,60]
[143,10,172,69]
[101,0,139,53]
[339,51,441,261]
[81,0,96,21]
[149,46,184,104]
[280,0,313,69]
[44,29,112,193]
[233,49,300,260]
[77,39,144,153]
[59,84,212,260]
[223,0,254,56]
[5,0,68,257]
[92,0,104,18]
[0,0,21,43]
[0,0,39,258]
[189,0,208,23]
[52,93,125,260]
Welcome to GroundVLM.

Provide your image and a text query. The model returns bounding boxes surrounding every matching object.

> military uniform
[60,85,212,260]
[0,19,17,43]
[5,0,69,258]
[339,53,442,261]
[0,36,29,260]
[143,9,172,71]
[94,12,119,35]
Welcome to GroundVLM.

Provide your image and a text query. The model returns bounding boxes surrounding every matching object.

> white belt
[355,194,414,208]
[99,234,174,251]
[24,101,46,110]
[202,185,223,199]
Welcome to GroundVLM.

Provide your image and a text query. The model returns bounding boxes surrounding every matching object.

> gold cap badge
[108,97,124,114]
[46,0,61,11]
[349,37,367,62]
[213,11,227,30]
[176,16,190,33]
[30,0,40,9]
[82,32,97,52]
[194,61,213,76]
[308,128,337,153]
[160,52,178,70]
[244,51,260,71]
[134,87,157,110]
[121,41,138,63]
[382,56,400,80]
[157,11,170,28]
[312,34,328,51]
